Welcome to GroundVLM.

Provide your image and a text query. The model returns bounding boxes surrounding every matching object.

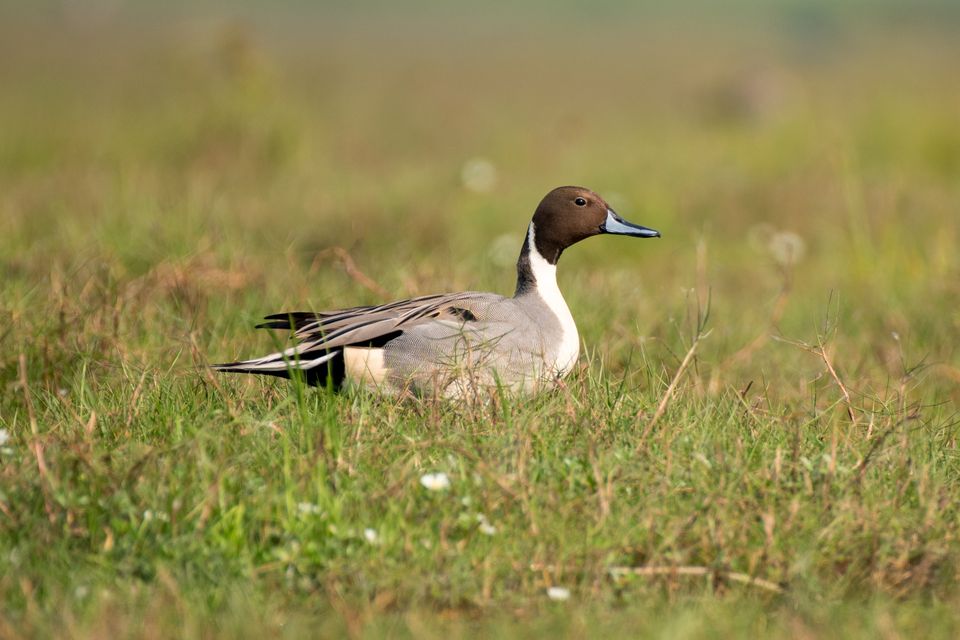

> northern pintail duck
[213,186,659,396]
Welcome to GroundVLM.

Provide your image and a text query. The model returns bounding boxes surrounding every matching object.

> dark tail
[211,349,345,389]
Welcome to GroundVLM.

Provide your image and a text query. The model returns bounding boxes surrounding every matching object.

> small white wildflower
[420,472,451,491]
[476,513,496,536]
[143,510,168,522]
[297,502,321,515]
[546,586,571,601]
[460,158,498,193]
[363,528,379,544]
[57,388,68,397]
[0,429,9,446]
[74,585,89,600]
[768,230,806,266]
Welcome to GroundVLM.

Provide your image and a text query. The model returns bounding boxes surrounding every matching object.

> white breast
[526,224,580,377]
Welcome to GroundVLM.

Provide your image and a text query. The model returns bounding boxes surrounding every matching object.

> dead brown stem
[18,354,58,523]
[637,329,710,447]
[17,354,38,437]
[125,369,148,429]
[774,335,860,426]
[608,565,783,594]
[817,337,858,426]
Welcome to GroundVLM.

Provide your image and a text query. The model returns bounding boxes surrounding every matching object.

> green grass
[1,5,959,638]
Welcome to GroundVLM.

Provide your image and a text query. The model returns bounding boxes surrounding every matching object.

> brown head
[528,186,660,265]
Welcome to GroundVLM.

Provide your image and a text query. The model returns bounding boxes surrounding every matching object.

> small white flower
[476,513,496,536]
[141,510,168,523]
[546,586,571,601]
[460,158,498,193]
[768,230,806,266]
[363,528,379,544]
[420,472,451,492]
[297,502,320,515]
[0,429,9,446]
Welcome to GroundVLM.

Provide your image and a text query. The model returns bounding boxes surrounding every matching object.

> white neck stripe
[527,223,580,376]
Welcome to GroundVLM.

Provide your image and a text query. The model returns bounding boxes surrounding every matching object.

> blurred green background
[3,1,958,366]
[1,1,959,637]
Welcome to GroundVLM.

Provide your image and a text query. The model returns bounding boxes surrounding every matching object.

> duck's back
[371,294,567,396]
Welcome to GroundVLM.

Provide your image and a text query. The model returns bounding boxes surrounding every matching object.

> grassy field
[1,3,959,637]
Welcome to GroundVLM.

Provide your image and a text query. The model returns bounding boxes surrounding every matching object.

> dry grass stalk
[638,328,711,446]
[817,336,859,426]
[18,354,57,523]
[608,565,784,594]
[774,335,860,426]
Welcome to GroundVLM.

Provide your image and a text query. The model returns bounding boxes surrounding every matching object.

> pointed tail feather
[211,349,344,388]
[255,312,324,331]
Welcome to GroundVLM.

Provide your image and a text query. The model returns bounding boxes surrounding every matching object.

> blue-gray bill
[601,209,660,238]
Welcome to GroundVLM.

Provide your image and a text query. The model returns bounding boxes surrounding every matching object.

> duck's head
[530,186,659,264]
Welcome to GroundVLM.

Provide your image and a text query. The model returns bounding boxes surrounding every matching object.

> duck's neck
[514,222,580,376]
[514,223,537,296]
[514,223,561,301]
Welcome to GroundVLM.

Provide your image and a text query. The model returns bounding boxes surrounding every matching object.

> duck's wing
[211,292,496,383]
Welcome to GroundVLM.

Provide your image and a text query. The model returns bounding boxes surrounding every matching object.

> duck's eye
[575,197,587,207]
